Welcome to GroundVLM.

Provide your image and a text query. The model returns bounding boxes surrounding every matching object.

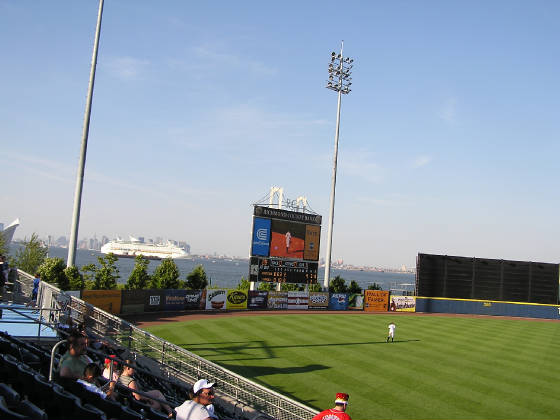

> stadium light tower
[67,0,104,267]
[323,41,353,289]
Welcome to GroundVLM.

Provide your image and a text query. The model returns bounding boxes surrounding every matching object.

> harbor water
[46,247,415,292]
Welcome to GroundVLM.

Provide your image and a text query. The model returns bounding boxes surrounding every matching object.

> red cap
[104,355,117,365]
[335,393,349,404]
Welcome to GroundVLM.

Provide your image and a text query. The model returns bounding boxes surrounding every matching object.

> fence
[33,279,317,420]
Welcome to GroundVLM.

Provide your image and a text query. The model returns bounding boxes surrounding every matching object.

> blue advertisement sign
[328,293,349,310]
[164,289,188,311]
[251,217,271,256]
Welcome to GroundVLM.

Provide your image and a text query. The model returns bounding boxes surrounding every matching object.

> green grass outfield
[145,314,560,419]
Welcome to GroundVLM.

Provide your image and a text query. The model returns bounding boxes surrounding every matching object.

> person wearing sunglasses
[175,379,216,420]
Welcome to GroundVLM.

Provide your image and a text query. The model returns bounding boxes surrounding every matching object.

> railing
[32,279,317,420]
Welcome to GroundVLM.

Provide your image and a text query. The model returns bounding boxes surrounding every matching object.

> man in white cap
[175,379,215,420]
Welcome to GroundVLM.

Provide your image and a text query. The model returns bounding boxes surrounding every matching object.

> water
[45,247,415,292]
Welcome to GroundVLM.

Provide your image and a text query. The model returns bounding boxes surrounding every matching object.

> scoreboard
[249,205,322,284]
[249,257,319,284]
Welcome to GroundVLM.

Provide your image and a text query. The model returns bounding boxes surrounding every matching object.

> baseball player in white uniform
[387,323,396,342]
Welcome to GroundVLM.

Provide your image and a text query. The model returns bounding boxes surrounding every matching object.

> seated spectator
[117,360,172,416]
[175,379,215,420]
[59,329,93,380]
[77,362,116,400]
[102,355,120,381]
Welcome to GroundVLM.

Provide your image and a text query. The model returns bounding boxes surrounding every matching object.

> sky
[2,1,560,268]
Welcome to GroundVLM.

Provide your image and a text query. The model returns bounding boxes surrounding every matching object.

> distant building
[55,236,68,247]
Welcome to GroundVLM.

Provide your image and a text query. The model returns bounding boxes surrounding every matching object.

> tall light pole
[323,41,353,289]
[67,0,104,267]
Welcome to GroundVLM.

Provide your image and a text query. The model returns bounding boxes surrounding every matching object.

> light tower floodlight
[323,40,354,290]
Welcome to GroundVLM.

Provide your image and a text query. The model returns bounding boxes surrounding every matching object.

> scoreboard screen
[249,256,319,284]
[249,205,322,284]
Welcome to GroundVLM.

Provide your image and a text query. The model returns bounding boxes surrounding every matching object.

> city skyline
[3,1,560,268]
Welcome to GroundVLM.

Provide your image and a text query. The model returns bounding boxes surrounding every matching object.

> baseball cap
[193,379,215,394]
[335,393,349,405]
[104,355,118,365]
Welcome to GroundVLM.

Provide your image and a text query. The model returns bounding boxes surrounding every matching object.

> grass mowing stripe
[146,314,560,419]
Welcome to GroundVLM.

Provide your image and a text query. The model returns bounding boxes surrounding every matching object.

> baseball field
[143,313,560,419]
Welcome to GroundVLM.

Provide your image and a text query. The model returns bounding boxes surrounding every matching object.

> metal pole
[323,42,344,290]
[67,0,104,267]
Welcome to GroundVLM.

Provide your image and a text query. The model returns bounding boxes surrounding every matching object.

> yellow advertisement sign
[82,290,122,314]
[390,295,416,312]
[304,225,321,261]
[226,289,248,310]
[364,290,389,312]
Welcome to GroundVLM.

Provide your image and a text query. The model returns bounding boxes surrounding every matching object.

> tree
[11,233,48,274]
[367,282,382,290]
[185,265,208,290]
[237,277,250,290]
[0,231,8,257]
[81,253,120,290]
[348,280,362,294]
[65,265,84,290]
[328,275,348,293]
[126,255,150,289]
[280,283,304,291]
[257,282,274,291]
[308,283,323,292]
[38,257,68,290]
[151,258,180,289]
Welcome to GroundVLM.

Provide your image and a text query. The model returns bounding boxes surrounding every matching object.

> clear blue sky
[2,1,559,268]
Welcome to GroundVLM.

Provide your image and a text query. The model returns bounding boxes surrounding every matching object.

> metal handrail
[32,280,318,420]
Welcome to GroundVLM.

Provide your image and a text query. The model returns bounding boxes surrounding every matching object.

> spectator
[117,360,172,416]
[59,329,93,380]
[206,403,219,419]
[77,362,116,400]
[175,379,215,420]
[102,355,120,382]
[26,273,40,307]
[0,255,8,300]
[312,393,352,420]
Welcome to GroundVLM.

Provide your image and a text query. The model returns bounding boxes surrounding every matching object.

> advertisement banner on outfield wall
[348,293,364,310]
[308,292,329,309]
[145,290,165,312]
[206,289,227,310]
[185,290,204,310]
[267,291,288,309]
[226,289,248,310]
[164,289,188,311]
[364,290,389,312]
[248,291,268,309]
[82,290,122,315]
[328,293,349,310]
[287,291,308,310]
[121,289,146,314]
[390,295,416,312]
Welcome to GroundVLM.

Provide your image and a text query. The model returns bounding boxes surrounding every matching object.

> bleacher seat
[51,385,81,419]
[73,400,107,420]
[0,383,20,407]
[0,395,27,420]
[17,399,48,420]
[146,406,171,420]
[32,374,55,410]
[0,354,20,384]
[16,363,38,397]
[118,404,144,420]
[86,392,124,419]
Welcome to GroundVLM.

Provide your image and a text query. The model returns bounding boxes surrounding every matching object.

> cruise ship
[100,236,189,260]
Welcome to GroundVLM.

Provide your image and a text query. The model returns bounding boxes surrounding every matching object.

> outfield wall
[416,296,560,319]
[76,289,560,320]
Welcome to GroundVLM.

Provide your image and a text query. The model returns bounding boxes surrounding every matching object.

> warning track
[121,309,560,328]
